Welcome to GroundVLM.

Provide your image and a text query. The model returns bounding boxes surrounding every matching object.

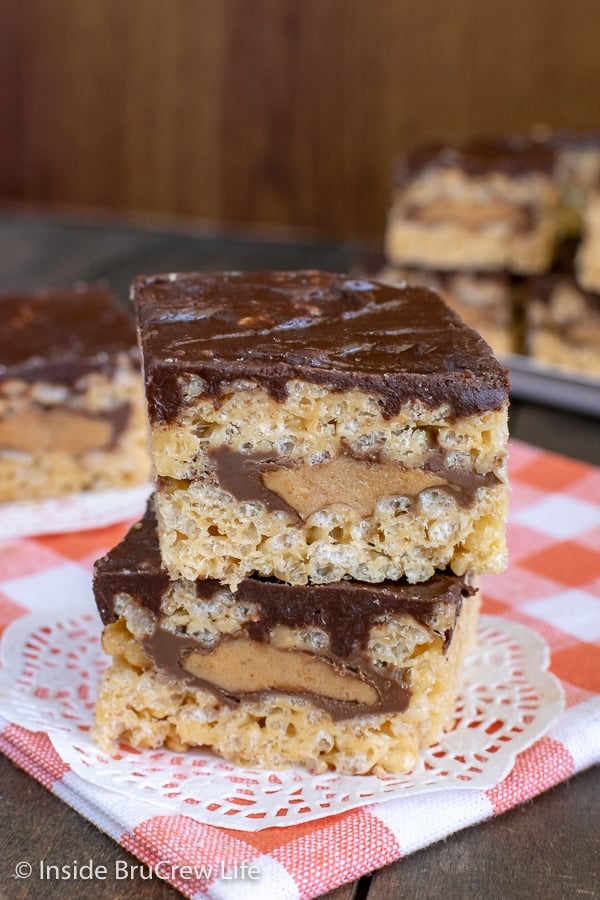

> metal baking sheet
[502,354,600,417]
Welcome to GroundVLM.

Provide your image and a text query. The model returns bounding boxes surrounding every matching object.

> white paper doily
[0,483,152,539]
[0,601,563,830]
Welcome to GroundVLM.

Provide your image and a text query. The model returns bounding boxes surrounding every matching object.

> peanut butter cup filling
[196,445,501,521]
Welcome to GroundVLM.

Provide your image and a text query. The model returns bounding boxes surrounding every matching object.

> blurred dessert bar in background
[526,275,600,376]
[381,130,600,381]
[134,271,509,588]
[532,127,600,235]
[0,285,149,502]
[385,137,558,274]
[93,501,481,775]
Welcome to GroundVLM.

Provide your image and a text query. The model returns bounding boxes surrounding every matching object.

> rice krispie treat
[525,274,600,377]
[93,503,480,775]
[375,265,517,356]
[134,271,510,587]
[385,137,558,274]
[0,285,149,501]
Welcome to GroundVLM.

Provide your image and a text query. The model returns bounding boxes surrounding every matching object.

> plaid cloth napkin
[0,439,598,899]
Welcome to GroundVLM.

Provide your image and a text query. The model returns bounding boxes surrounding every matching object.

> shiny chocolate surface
[0,285,138,384]
[133,271,509,423]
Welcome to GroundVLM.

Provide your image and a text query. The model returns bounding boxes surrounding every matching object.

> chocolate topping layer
[133,271,509,423]
[0,285,139,385]
[94,503,474,719]
[395,136,556,186]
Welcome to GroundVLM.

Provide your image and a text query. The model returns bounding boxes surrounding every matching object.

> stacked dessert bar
[93,271,509,774]
[383,135,558,355]
[0,285,148,501]
[382,132,600,376]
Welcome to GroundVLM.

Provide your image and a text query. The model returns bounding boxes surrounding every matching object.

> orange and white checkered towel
[0,440,598,899]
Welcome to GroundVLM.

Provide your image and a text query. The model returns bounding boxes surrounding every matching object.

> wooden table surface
[0,210,598,900]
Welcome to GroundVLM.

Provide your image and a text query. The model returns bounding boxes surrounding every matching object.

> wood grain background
[1,0,599,238]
